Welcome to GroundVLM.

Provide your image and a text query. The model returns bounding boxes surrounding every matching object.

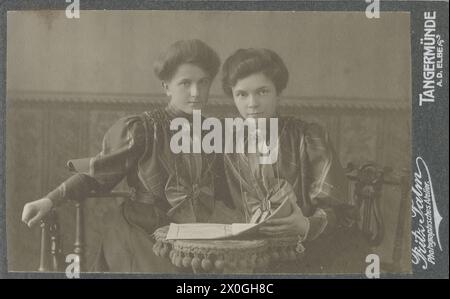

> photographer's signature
[411,157,443,270]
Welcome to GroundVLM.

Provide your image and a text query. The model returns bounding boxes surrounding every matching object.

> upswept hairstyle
[153,39,221,82]
[222,48,289,97]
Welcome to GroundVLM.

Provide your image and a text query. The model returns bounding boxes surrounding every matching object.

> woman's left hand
[258,200,309,237]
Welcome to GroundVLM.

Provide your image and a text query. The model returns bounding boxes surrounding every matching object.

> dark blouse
[46,106,230,231]
[224,117,353,240]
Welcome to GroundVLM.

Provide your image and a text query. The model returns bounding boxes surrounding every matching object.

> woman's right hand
[21,198,53,228]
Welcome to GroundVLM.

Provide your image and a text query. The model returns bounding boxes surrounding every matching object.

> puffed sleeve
[46,115,146,206]
[303,123,348,205]
[301,122,351,240]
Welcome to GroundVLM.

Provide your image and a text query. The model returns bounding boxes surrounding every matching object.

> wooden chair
[37,162,410,273]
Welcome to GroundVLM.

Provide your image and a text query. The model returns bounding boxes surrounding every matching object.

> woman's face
[231,72,278,119]
[163,63,212,114]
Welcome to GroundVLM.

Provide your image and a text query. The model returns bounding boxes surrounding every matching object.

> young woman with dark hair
[21,39,227,272]
[222,48,368,273]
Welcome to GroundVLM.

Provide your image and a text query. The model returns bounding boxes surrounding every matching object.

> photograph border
[0,0,448,279]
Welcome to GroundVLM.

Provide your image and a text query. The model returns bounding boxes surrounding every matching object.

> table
[152,225,304,273]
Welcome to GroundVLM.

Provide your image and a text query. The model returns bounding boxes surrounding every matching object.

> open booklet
[166,196,292,240]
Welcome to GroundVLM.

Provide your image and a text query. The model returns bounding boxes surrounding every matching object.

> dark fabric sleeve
[46,174,98,206]
[301,123,351,240]
[303,123,348,206]
[45,115,146,206]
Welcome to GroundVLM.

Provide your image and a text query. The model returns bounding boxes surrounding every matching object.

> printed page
[165,197,292,240]
[166,223,234,240]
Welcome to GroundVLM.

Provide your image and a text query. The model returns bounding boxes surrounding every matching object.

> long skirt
[92,201,180,273]
[270,225,371,274]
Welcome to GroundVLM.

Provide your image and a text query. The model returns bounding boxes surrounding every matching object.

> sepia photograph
[6,9,414,276]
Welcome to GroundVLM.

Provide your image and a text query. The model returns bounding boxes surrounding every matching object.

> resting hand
[258,200,309,237]
[21,198,53,228]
